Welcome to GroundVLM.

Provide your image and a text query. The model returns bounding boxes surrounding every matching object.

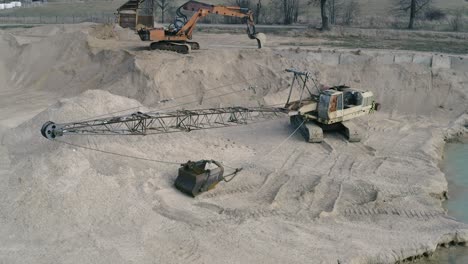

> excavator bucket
[174,160,225,197]
[247,23,265,49]
[255,33,266,49]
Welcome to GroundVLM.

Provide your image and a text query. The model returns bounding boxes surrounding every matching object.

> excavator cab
[285,68,380,143]
[175,160,225,197]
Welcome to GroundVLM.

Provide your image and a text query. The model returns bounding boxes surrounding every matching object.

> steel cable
[71,69,287,122]
[55,140,182,165]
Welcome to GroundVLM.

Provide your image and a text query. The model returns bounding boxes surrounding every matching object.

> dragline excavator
[136,0,266,53]
[40,69,379,196]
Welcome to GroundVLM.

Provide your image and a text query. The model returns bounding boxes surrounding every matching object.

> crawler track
[150,42,192,54]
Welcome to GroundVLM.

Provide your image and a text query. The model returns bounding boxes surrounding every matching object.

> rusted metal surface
[329,95,338,112]
[117,0,154,29]
[137,15,154,28]
[118,13,137,29]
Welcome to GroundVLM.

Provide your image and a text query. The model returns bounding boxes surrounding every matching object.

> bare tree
[156,0,170,23]
[326,0,338,25]
[396,0,432,29]
[255,0,262,24]
[309,0,329,30]
[342,0,360,25]
[319,0,328,30]
[226,0,254,23]
[449,12,463,32]
[234,0,251,7]
[259,0,283,24]
[282,0,300,25]
[321,0,359,26]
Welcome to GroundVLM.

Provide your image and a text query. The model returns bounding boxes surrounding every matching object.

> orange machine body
[137,1,261,53]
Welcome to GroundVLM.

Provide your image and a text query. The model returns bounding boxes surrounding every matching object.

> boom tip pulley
[41,121,61,140]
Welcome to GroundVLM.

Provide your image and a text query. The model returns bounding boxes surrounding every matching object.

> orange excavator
[137,0,266,54]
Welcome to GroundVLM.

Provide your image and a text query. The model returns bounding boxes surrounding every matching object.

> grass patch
[0,24,36,29]
[0,1,126,17]
[281,35,468,54]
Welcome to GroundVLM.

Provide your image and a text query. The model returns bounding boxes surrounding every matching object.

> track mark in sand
[352,157,386,176]
[347,142,376,156]
[370,157,385,174]
[199,206,325,228]
[387,132,425,154]
[162,231,202,262]
[152,196,204,226]
[362,144,377,156]
[200,183,260,199]
[0,145,10,170]
[347,182,379,205]
[320,141,334,154]
[323,154,355,213]
[342,207,444,220]
[295,175,322,205]
[375,184,429,199]
[194,202,224,213]
[200,207,284,227]
[256,149,303,204]
[223,207,283,219]
[301,154,356,217]
[269,173,292,204]
[377,244,434,264]
[259,149,298,188]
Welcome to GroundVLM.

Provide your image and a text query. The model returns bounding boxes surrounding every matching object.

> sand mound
[6,24,65,37]
[90,24,141,42]
[0,90,259,264]
[90,24,117,40]
[132,48,467,120]
[2,89,467,264]
[0,24,467,264]
[2,25,466,119]
[0,27,153,127]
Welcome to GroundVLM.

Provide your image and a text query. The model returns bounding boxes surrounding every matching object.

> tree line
[154,0,449,31]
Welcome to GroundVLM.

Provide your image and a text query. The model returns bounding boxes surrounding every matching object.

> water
[444,144,468,224]
[419,143,468,264]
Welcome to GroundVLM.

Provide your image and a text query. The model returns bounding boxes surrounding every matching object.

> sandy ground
[0,24,467,264]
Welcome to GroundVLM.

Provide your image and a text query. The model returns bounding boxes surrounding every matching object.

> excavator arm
[176,1,259,42]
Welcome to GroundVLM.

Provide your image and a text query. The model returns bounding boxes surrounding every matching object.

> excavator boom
[41,107,284,140]
[177,1,257,39]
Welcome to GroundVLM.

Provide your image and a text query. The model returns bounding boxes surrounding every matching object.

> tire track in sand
[200,183,260,199]
[159,228,202,262]
[342,206,445,220]
[255,148,304,204]
[306,154,355,216]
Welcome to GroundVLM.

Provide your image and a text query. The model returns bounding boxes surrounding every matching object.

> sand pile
[2,24,465,121]
[0,26,153,126]
[134,49,467,122]
[0,24,467,263]
[89,24,140,42]
[90,24,118,40]
[7,31,148,97]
